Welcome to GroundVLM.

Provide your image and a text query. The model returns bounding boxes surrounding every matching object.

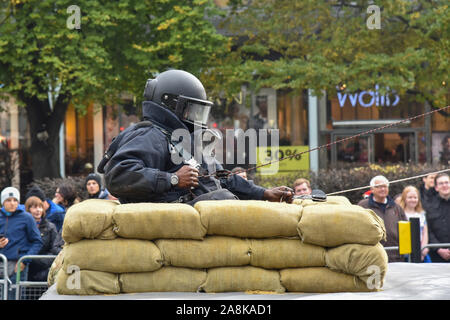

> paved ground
[40,263,450,300]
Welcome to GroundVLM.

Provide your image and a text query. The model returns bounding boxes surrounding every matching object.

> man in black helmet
[102,69,292,205]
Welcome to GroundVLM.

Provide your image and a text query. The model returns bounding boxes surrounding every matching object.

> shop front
[322,86,449,168]
[241,85,448,172]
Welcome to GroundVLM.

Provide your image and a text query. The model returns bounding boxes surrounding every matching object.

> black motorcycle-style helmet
[143,69,213,130]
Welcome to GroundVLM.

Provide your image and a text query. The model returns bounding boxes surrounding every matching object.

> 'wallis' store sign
[337,85,400,108]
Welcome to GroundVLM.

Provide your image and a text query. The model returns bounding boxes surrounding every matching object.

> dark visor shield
[181,100,212,126]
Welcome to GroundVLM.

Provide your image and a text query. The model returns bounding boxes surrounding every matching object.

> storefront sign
[256,145,310,174]
[337,85,400,108]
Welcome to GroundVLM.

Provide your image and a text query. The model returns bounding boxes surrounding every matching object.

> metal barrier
[421,243,450,251]
[15,255,56,300]
[0,253,9,300]
[384,243,450,262]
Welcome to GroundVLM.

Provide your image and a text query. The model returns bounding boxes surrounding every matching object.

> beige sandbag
[196,200,302,238]
[120,267,207,293]
[48,247,65,286]
[62,199,118,243]
[199,266,285,293]
[280,267,370,293]
[326,196,352,205]
[63,238,163,273]
[293,196,351,206]
[113,203,206,240]
[297,204,386,247]
[156,236,250,268]
[56,269,120,295]
[325,242,388,288]
[249,239,325,269]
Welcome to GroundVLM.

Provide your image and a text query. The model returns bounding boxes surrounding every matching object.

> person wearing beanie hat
[1,187,20,207]
[86,173,102,189]
[85,173,116,200]
[24,185,46,203]
[1,187,43,293]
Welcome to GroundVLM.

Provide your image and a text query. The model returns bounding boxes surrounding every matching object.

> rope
[200,105,450,178]
[326,168,450,196]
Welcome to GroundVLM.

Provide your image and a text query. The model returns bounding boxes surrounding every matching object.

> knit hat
[25,185,46,202]
[1,187,20,205]
[85,173,102,188]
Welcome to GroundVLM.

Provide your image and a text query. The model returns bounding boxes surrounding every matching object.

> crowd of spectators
[291,172,449,264]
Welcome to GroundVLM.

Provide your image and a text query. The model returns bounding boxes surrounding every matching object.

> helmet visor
[182,100,212,126]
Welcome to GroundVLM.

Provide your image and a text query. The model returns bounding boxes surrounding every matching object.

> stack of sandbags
[50,196,388,295]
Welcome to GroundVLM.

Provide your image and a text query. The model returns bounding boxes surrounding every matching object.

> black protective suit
[104,101,266,204]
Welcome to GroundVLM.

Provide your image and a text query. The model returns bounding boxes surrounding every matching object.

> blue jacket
[0,206,43,262]
[44,200,65,232]
[104,101,266,203]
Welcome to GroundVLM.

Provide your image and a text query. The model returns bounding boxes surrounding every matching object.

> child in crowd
[399,185,431,262]
[25,196,63,281]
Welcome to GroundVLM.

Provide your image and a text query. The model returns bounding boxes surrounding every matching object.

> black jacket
[28,218,63,281]
[104,101,266,203]
[419,184,438,212]
[426,194,450,263]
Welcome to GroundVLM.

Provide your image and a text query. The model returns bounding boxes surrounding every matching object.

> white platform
[40,263,450,300]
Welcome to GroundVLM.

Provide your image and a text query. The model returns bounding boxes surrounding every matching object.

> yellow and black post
[398,218,421,263]
[398,221,411,258]
[409,217,421,263]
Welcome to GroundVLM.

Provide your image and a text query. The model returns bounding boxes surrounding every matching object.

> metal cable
[326,168,450,196]
[200,105,450,178]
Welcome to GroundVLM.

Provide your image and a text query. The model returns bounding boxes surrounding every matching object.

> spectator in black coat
[419,171,438,211]
[426,173,450,263]
[25,196,63,281]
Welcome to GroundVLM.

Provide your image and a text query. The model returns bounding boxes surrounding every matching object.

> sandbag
[63,238,163,273]
[325,242,388,288]
[156,236,250,268]
[297,204,386,247]
[62,199,118,243]
[113,203,206,240]
[56,269,120,295]
[120,267,207,293]
[199,266,285,293]
[249,239,325,269]
[196,200,302,238]
[293,196,351,206]
[280,267,371,293]
[48,247,65,286]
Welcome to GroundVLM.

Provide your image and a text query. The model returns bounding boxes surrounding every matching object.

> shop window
[432,132,450,165]
[417,131,427,164]
[374,133,413,163]
[276,90,308,146]
[65,103,94,175]
[103,103,139,148]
